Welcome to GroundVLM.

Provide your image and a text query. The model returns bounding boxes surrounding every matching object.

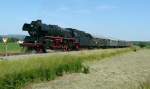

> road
[24,49,150,89]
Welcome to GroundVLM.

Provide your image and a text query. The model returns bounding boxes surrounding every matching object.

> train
[21,20,131,53]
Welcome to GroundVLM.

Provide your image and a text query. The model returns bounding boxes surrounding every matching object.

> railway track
[0,49,92,60]
[0,50,59,60]
[0,48,132,61]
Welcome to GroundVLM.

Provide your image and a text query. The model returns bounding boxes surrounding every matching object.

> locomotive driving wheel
[75,43,80,50]
[63,45,69,51]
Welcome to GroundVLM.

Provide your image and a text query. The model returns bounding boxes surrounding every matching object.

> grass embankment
[138,77,150,89]
[0,48,134,89]
[0,43,22,56]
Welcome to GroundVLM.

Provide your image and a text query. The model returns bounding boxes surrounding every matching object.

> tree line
[132,41,150,48]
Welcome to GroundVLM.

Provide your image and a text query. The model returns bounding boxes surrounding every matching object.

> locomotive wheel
[63,45,69,51]
[75,44,80,50]
[24,47,37,53]
[35,48,47,53]
[31,50,37,54]
[42,48,47,53]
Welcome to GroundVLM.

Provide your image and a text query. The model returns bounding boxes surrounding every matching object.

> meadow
[0,48,134,89]
[0,42,22,56]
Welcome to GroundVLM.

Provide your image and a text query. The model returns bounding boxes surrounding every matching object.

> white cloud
[56,7,70,12]
[53,5,117,15]
[73,9,91,14]
[55,6,91,15]
[96,5,118,10]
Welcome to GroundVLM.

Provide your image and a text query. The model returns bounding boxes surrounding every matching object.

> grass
[137,76,150,89]
[76,48,134,61]
[0,48,135,89]
[145,45,150,49]
[0,42,22,54]
[0,56,83,89]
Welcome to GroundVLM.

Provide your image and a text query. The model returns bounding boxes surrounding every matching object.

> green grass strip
[0,42,22,54]
[0,48,135,89]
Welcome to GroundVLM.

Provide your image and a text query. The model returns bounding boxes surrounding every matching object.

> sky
[0,0,150,41]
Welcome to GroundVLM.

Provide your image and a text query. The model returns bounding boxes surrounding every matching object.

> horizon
[0,0,150,41]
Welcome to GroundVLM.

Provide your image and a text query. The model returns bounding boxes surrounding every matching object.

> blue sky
[0,0,150,41]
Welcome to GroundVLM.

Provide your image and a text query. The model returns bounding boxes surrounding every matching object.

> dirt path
[25,49,150,89]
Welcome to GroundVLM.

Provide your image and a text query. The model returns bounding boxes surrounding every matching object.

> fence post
[2,37,8,57]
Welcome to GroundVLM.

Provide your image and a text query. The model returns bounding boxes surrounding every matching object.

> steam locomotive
[22,20,131,53]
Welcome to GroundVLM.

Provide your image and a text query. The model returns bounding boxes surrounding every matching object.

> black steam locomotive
[22,20,131,52]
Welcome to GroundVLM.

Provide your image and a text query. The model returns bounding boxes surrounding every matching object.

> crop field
[0,48,133,89]
[0,42,22,56]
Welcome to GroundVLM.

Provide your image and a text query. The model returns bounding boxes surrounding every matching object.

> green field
[0,42,22,54]
[0,48,134,89]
